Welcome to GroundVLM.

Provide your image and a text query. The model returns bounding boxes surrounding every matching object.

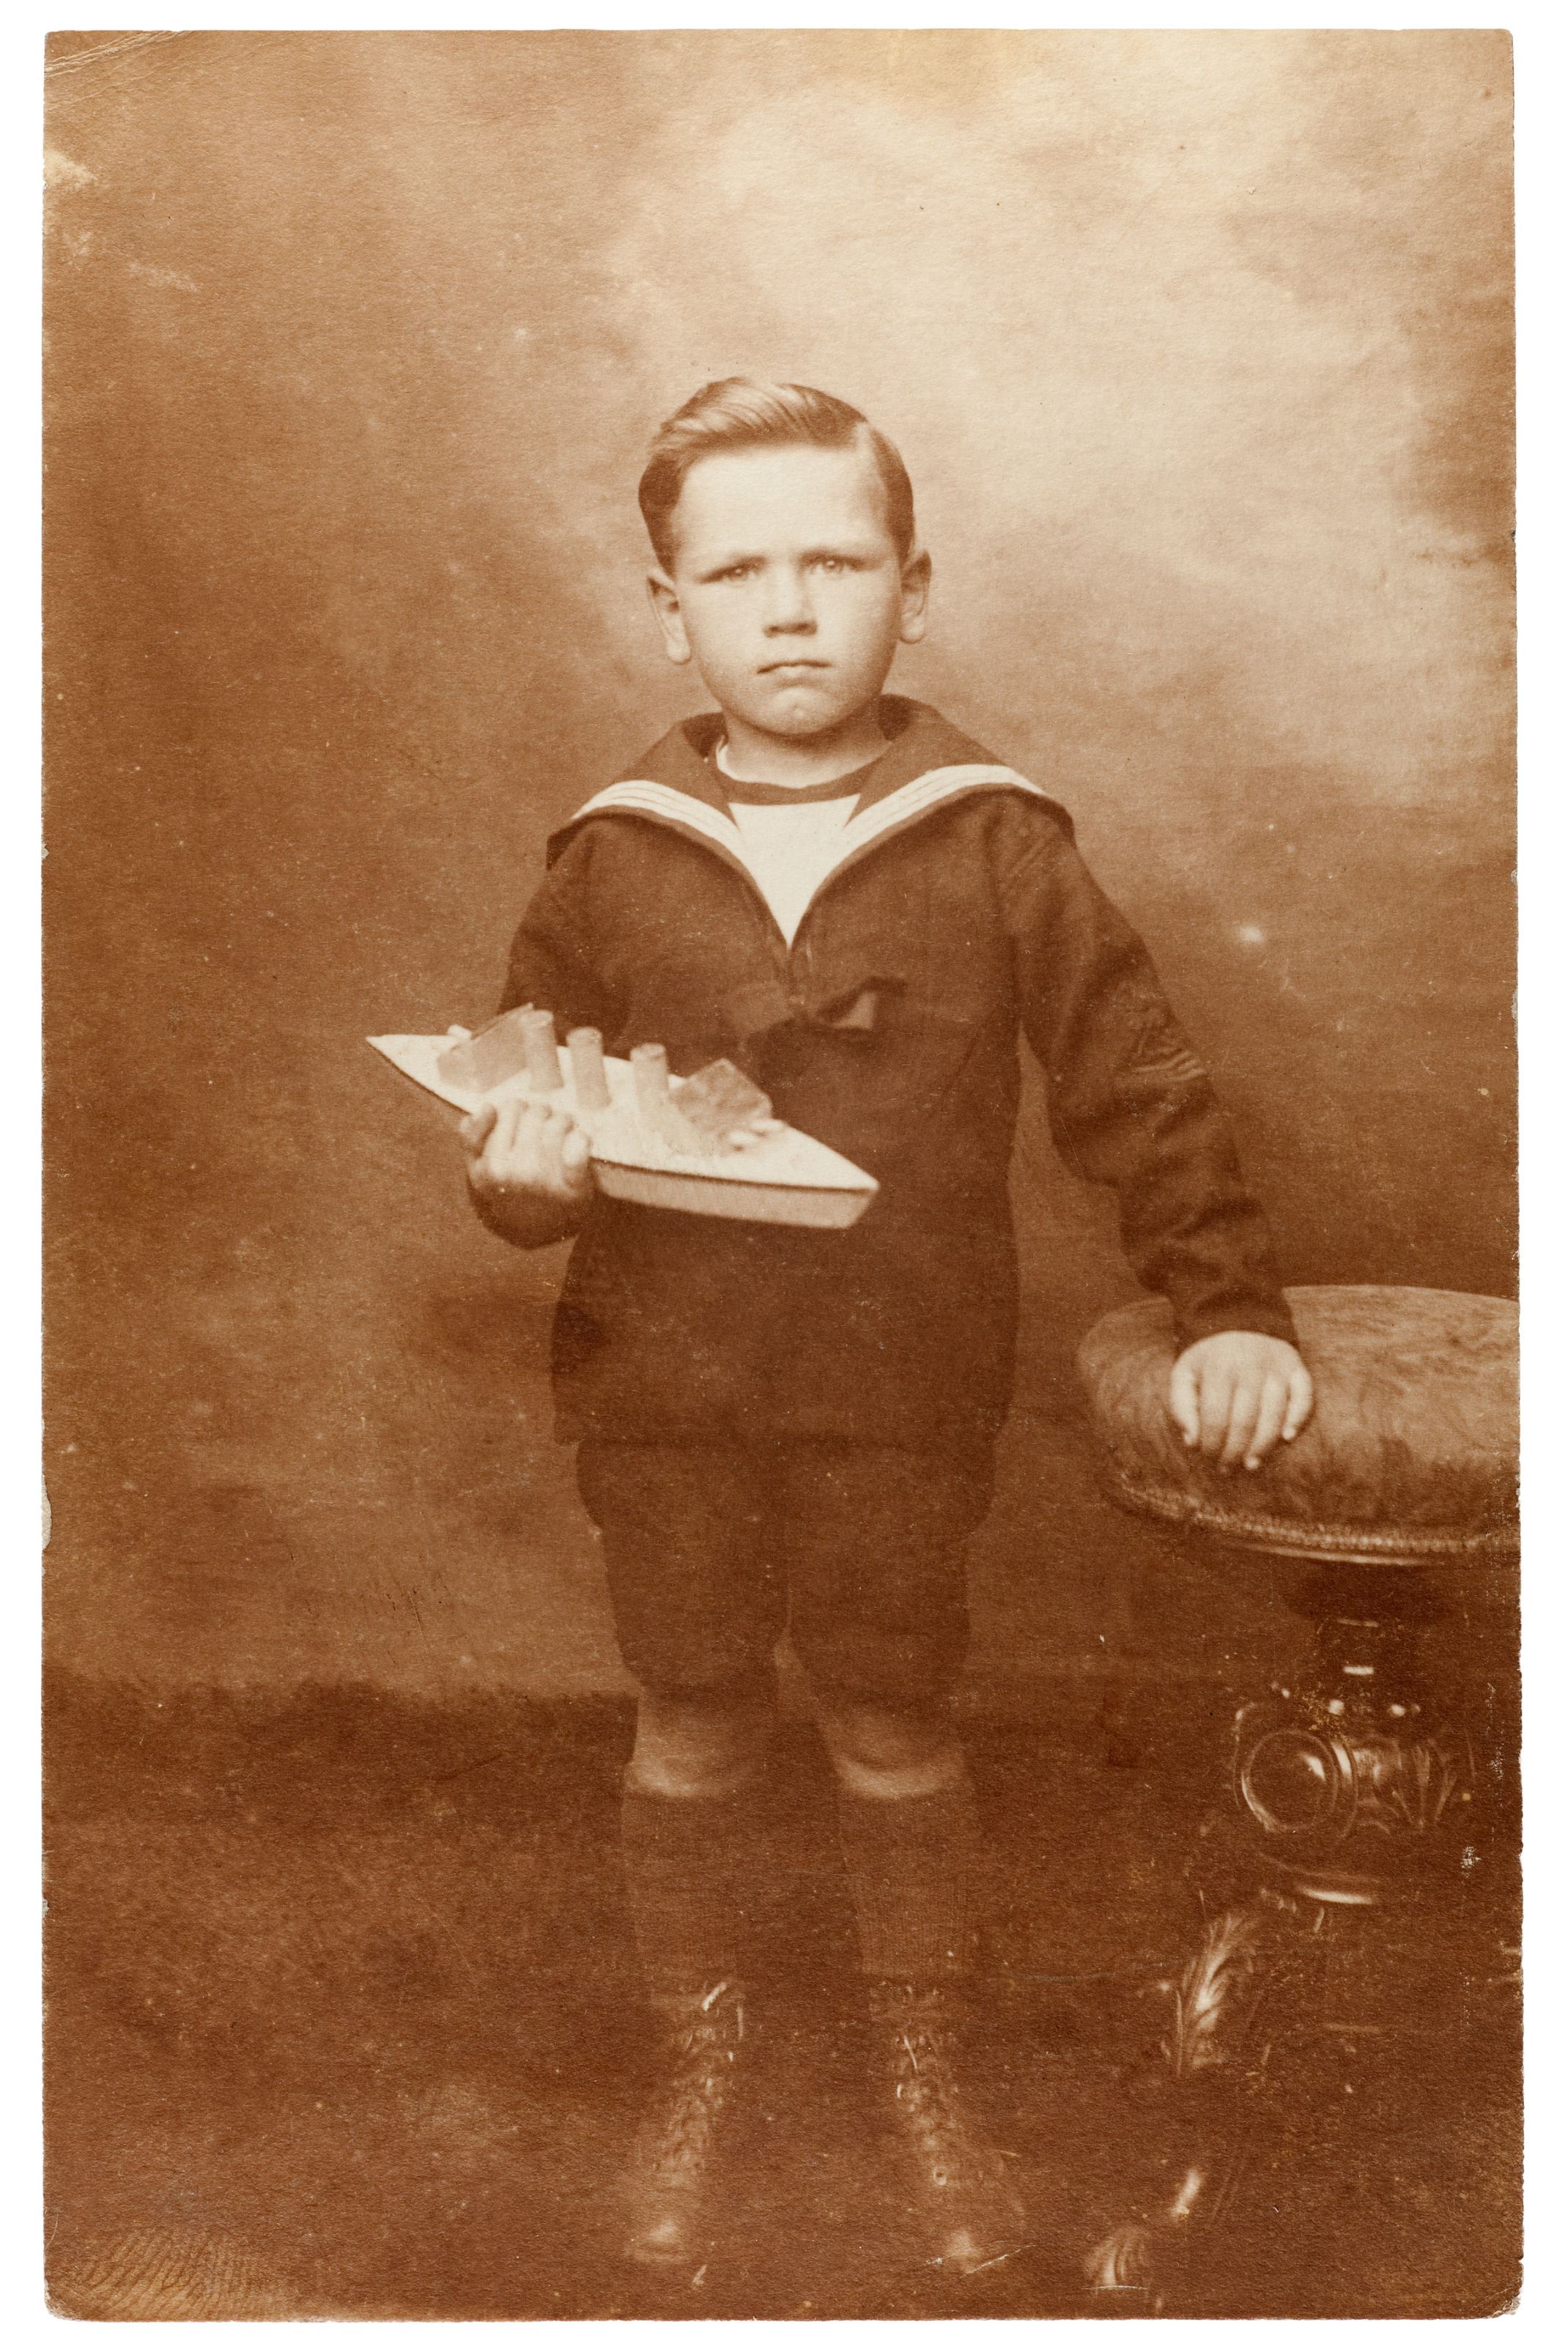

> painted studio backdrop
[45,30,1514,1703]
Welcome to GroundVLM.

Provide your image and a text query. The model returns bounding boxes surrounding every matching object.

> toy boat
[366,1009,879,1229]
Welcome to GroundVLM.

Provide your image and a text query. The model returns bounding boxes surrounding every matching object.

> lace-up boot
[870,1980,1029,2279]
[621,1978,752,2271]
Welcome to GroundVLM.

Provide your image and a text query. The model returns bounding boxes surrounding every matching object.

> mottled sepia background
[45,27,1513,1702]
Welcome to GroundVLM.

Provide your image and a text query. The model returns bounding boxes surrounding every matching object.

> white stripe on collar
[567,763,1046,939]
[568,777,744,859]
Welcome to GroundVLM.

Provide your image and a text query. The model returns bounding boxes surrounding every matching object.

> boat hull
[366,1032,879,1229]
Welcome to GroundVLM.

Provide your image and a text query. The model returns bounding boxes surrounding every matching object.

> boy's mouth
[760,659,829,673]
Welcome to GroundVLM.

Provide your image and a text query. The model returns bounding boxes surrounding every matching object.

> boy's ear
[898,547,932,646]
[646,570,692,666]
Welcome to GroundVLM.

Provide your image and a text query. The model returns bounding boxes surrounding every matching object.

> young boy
[459,381,1313,2280]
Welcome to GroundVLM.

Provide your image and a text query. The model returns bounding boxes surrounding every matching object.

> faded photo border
[18,0,1557,2337]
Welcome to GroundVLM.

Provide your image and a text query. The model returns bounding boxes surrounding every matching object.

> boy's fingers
[1172,1341,1313,1465]
[1282,1362,1315,1442]
[561,1125,593,1185]
[1217,1375,1263,1469]
[458,1101,498,1158]
[501,1103,588,1196]
[1242,1373,1290,1470]
[1197,1366,1238,1458]
[475,1097,533,1180]
[1168,1355,1200,1445]
[512,1099,550,1164]
[555,1113,597,1194]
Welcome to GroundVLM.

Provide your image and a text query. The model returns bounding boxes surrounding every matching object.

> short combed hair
[638,379,917,573]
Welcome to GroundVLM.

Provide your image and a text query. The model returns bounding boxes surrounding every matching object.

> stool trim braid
[1094,1464,1520,1565]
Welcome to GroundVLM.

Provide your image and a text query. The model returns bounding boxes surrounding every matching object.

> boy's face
[646,440,929,745]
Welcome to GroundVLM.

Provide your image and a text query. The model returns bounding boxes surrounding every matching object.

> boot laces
[882,1992,988,2192]
[640,1982,744,2184]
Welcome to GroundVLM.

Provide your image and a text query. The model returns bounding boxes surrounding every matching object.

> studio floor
[44,1669,1519,2322]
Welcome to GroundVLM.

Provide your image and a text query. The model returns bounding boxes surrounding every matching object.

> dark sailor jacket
[499,698,1296,1457]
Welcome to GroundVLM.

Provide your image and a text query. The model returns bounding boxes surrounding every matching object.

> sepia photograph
[42,23,1517,2321]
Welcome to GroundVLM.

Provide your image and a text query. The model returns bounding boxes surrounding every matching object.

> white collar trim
[566,763,1046,938]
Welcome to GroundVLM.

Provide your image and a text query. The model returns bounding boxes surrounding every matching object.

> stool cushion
[1076,1286,1517,1563]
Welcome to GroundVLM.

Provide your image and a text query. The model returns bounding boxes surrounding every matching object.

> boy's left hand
[1168,1332,1314,1472]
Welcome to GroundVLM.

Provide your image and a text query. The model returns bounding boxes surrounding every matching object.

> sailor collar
[547,698,1073,942]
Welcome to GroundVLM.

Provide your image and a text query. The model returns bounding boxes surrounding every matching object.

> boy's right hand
[459,1096,596,1247]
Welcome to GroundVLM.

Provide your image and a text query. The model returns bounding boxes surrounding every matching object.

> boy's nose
[762,572,816,633]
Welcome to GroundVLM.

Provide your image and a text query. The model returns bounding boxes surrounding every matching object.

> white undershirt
[714,739,859,946]
[724,797,857,944]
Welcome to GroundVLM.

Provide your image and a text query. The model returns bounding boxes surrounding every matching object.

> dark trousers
[577,1438,994,1706]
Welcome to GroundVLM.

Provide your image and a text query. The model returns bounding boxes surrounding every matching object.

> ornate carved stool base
[1074,1288,1518,2312]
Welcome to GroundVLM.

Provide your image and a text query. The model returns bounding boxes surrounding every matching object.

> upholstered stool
[1073,1285,1518,2305]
